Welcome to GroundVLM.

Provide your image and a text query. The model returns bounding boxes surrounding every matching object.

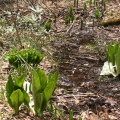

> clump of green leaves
[89,0,93,6]
[32,69,59,116]
[69,109,74,120]
[6,48,44,68]
[94,9,100,19]
[65,7,74,25]
[44,21,51,32]
[6,74,30,114]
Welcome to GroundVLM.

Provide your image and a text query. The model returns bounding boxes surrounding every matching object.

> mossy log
[100,17,120,27]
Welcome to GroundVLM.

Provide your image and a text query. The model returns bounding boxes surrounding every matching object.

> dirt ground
[0,0,120,120]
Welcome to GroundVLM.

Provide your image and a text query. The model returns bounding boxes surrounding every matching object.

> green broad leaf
[22,89,30,108]
[32,69,58,115]
[36,93,45,116]
[32,70,41,94]
[6,75,14,107]
[32,69,47,114]
[37,69,47,89]
[115,47,120,75]
[14,74,26,88]
[108,42,119,65]
[44,70,59,102]
[32,90,45,115]
[10,89,24,114]
[32,69,47,93]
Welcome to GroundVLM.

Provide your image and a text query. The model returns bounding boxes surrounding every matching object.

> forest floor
[0,0,120,120]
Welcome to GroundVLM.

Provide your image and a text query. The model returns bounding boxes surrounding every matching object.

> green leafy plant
[6,74,30,114]
[89,0,93,6]
[94,9,100,19]
[107,42,119,66]
[32,69,59,116]
[69,109,73,120]
[65,7,74,25]
[44,21,51,32]
[6,48,44,68]
[83,2,87,11]
[115,47,120,75]
[65,16,71,25]
[101,42,120,77]
[0,18,5,27]
[79,117,83,120]
[10,89,24,115]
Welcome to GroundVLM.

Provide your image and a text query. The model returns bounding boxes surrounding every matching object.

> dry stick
[13,0,22,49]
[66,16,79,35]
[13,19,23,49]
[63,93,96,98]
[66,20,76,35]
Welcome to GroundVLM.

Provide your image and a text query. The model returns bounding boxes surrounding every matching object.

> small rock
[108,115,117,120]
[112,88,118,92]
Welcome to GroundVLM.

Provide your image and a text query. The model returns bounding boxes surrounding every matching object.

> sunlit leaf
[10,89,24,114]
[115,47,120,75]
[22,89,30,108]
[44,70,59,102]
[6,75,14,107]
[14,74,26,88]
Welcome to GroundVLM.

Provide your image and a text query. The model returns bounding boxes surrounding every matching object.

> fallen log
[100,17,120,26]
